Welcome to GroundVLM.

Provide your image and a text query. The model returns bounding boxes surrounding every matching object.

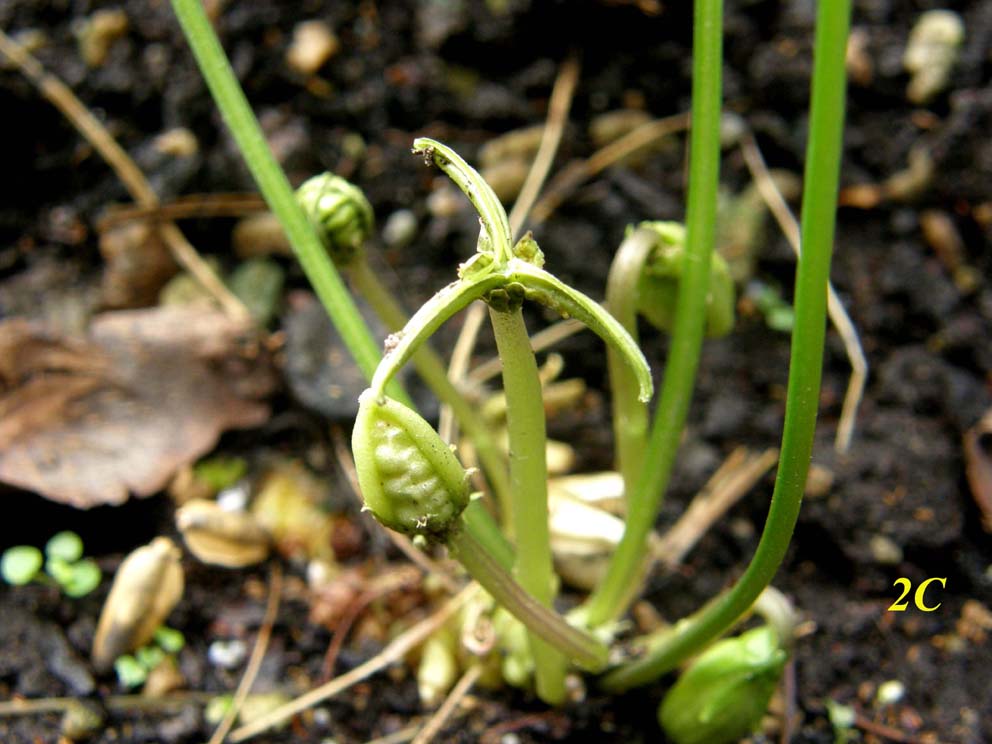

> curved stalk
[170,0,387,390]
[447,526,607,671]
[601,0,852,690]
[581,0,724,628]
[604,227,658,496]
[489,307,567,704]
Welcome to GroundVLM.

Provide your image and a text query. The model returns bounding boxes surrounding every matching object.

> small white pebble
[286,21,339,76]
[217,484,249,513]
[207,639,247,670]
[869,534,903,566]
[382,210,418,249]
[876,679,906,705]
[153,128,198,158]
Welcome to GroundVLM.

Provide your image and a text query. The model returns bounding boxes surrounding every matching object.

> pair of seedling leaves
[352,138,653,542]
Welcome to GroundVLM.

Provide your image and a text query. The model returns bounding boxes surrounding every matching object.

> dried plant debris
[964,408,992,532]
[91,537,184,672]
[0,306,275,507]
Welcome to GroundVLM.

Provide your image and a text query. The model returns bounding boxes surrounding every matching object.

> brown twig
[206,563,283,744]
[529,111,691,225]
[410,664,483,744]
[362,725,420,744]
[98,193,268,228]
[739,131,867,453]
[0,29,248,322]
[320,566,422,680]
[228,585,478,742]
[853,712,935,744]
[654,447,779,569]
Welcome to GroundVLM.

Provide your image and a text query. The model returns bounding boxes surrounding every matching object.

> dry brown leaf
[0,305,275,507]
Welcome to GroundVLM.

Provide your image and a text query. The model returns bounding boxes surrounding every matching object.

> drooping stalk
[447,526,607,671]
[582,0,724,627]
[489,307,567,704]
[601,0,852,690]
[605,227,658,496]
[170,0,382,387]
[168,0,514,566]
[349,259,513,515]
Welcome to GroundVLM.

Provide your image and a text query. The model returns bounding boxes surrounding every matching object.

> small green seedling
[171,0,851,728]
[1,531,102,598]
[114,626,186,689]
[747,280,795,333]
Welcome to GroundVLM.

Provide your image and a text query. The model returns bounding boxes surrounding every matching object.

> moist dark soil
[2,1,991,742]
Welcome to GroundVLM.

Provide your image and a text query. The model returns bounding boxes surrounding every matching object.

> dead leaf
[0,305,275,507]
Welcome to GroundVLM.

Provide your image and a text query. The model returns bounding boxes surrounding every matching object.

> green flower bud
[632,220,735,339]
[352,391,470,540]
[658,626,787,744]
[296,173,374,265]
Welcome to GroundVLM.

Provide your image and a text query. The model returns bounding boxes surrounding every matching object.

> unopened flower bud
[658,625,786,744]
[296,172,374,265]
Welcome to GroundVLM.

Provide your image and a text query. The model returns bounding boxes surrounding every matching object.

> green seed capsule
[296,172,374,265]
[352,391,470,540]
[658,625,787,744]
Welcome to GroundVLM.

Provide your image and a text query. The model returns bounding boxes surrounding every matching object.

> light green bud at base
[632,220,735,339]
[296,172,374,265]
[352,391,471,540]
[658,625,786,744]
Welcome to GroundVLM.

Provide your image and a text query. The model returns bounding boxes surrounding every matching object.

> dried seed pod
[91,537,184,672]
[296,172,374,265]
[352,391,470,540]
[176,499,271,568]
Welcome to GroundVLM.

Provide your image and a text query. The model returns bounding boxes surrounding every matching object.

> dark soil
[2,1,991,742]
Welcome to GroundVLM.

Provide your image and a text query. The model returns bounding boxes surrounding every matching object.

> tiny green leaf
[193,456,248,492]
[1,546,43,586]
[46,531,85,563]
[46,556,75,586]
[62,559,102,598]
[154,626,186,654]
[114,655,148,689]
[136,644,166,670]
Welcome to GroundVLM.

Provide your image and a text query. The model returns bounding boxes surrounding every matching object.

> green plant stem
[489,307,566,704]
[601,0,851,691]
[170,0,384,391]
[349,259,512,516]
[447,527,607,671]
[169,0,513,568]
[582,0,724,628]
[605,227,657,497]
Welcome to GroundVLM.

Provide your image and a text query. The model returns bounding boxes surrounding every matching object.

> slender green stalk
[582,0,724,627]
[170,0,384,389]
[489,307,566,704]
[168,0,517,567]
[601,0,852,690]
[447,527,607,671]
[605,227,657,496]
[349,259,513,514]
